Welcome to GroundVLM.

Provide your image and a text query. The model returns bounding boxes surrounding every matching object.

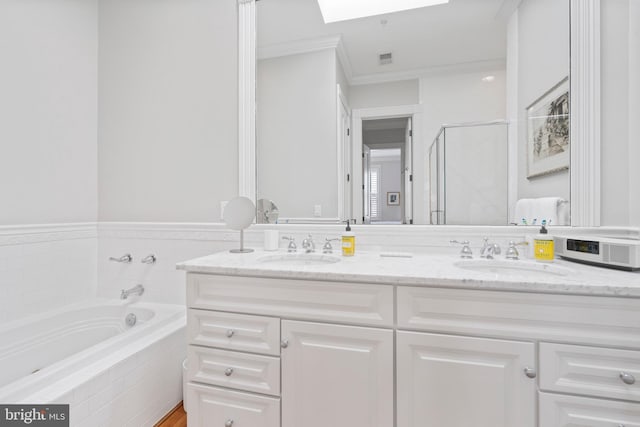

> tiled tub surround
[0,299,186,427]
[0,223,97,323]
[179,250,640,427]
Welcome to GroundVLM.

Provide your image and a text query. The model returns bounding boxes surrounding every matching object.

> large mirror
[253,0,572,225]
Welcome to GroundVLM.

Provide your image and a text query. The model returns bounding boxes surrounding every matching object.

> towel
[513,197,569,226]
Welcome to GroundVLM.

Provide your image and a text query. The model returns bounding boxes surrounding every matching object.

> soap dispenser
[341,220,355,257]
[533,223,554,262]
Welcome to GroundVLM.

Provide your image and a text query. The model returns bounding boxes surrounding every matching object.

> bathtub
[0,299,186,427]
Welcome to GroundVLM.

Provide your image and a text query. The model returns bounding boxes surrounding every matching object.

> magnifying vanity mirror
[238,0,605,228]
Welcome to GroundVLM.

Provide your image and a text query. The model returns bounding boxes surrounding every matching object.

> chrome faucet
[302,235,316,253]
[109,254,132,263]
[140,254,157,264]
[480,238,501,259]
[120,284,144,300]
[282,236,297,253]
[450,240,473,259]
[323,238,340,254]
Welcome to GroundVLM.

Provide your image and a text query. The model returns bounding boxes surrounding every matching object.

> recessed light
[317,0,449,24]
[481,75,496,82]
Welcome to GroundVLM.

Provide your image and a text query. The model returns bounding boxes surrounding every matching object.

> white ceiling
[257,0,508,80]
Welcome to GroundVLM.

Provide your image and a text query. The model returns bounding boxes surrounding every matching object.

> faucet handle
[506,241,519,260]
[109,253,132,263]
[450,240,473,259]
[282,236,297,253]
[323,238,340,254]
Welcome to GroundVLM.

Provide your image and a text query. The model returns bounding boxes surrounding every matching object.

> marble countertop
[177,249,640,298]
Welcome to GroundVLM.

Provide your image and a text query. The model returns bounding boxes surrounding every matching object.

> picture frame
[387,192,400,206]
[526,77,570,178]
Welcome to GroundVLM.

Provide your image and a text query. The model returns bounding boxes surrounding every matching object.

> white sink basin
[454,259,573,278]
[257,253,341,266]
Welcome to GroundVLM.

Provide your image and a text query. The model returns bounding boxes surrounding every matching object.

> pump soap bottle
[533,223,554,262]
[342,220,355,257]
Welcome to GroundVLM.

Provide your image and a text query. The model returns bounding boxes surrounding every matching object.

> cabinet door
[540,392,640,426]
[397,331,536,427]
[281,320,393,427]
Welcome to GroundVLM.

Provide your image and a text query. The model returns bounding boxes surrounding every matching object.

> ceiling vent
[379,52,393,65]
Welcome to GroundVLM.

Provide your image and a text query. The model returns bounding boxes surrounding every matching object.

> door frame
[352,104,423,224]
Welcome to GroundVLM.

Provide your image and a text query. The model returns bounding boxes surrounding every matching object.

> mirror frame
[237,0,602,227]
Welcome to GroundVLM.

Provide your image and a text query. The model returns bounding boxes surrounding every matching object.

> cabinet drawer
[188,345,280,396]
[187,383,280,427]
[539,392,640,426]
[187,273,394,326]
[540,342,640,402]
[188,309,280,356]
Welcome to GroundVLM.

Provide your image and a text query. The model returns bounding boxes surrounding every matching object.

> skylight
[317,0,449,23]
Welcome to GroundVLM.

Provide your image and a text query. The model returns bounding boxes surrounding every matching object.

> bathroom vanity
[178,251,640,427]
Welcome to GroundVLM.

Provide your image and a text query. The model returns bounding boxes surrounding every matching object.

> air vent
[379,52,393,65]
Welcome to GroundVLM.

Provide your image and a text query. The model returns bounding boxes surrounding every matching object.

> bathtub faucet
[120,284,144,300]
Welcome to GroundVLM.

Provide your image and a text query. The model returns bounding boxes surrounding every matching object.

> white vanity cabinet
[183,269,640,427]
[185,273,395,427]
[396,331,536,427]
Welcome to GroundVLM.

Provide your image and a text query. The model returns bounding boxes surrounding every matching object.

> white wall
[98,0,238,222]
[350,80,419,110]
[257,49,338,219]
[600,0,640,227]
[0,0,98,225]
[514,0,570,203]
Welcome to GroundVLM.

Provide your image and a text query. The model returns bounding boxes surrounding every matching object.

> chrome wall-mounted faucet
[141,254,157,264]
[109,254,132,263]
[121,284,144,300]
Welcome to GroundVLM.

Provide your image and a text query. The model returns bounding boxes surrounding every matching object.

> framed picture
[387,192,400,206]
[526,77,570,178]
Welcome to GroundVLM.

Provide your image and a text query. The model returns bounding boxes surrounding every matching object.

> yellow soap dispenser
[533,223,554,262]
[342,220,355,257]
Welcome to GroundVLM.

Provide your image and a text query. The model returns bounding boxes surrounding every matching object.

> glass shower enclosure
[429,120,509,225]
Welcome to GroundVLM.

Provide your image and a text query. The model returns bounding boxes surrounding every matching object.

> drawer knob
[281,339,289,349]
[225,420,234,427]
[226,329,235,338]
[524,367,537,379]
[620,372,636,385]
[224,368,234,376]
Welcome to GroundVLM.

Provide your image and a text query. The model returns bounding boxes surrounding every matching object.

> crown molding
[258,35,341,60]
[350,58,507,86]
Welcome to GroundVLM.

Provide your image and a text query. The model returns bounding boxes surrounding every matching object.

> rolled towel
[513,197,568,226]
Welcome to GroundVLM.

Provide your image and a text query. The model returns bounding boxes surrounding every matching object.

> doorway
[362,117,413,224]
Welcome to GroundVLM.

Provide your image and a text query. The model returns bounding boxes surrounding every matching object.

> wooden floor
[155,402,187,427]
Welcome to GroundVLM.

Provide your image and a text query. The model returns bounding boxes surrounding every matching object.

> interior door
[404,117,413,224]
[339,98,352,222]
[362,145,371,224]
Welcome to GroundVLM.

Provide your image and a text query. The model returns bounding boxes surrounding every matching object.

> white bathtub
[0,299,186,427]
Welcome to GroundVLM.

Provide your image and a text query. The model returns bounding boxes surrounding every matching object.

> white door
[338,93,352,222]
[281,320,393,427]
[362,145,371,224]
[404,117,413,224]
[397,331,536,427]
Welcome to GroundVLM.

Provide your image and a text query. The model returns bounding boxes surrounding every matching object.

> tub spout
[121,284,144,300]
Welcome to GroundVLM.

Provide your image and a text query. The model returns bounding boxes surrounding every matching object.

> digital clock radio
[554,235,640,271]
